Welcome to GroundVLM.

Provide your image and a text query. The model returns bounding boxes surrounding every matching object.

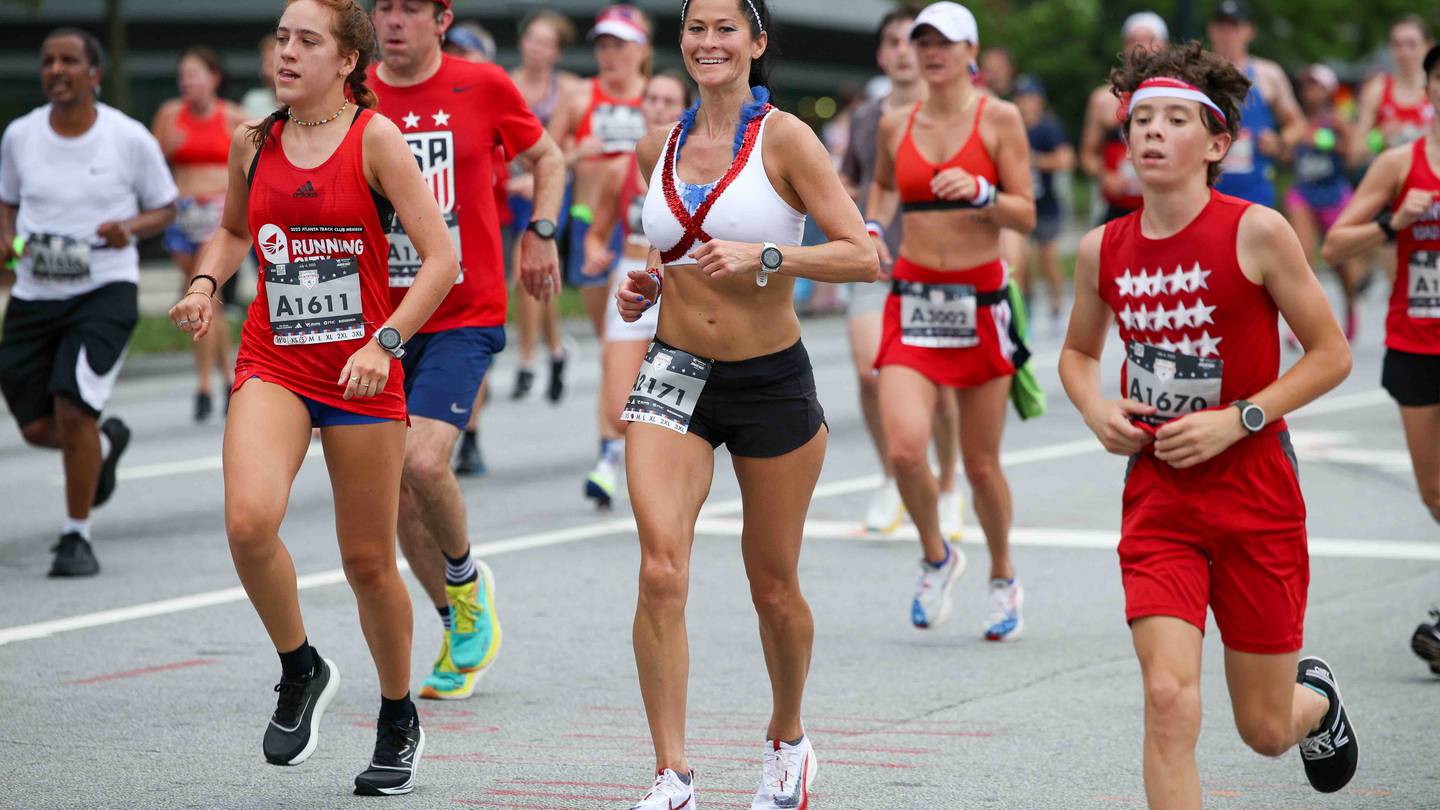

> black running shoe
[510,368,534,400]
[48,532,99,577]
[93,416,131,508]
[454,434,486,476]
[1297,656,1358,793]
[1411,609,1440,676]
[195,391,213,423]
[263,656,338,766]
[547,351,567,404]
[354,717,425,796]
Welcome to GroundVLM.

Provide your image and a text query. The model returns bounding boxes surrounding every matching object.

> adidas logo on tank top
[293,181,317,198]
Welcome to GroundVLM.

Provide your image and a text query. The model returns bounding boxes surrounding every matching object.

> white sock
[62,516,92,540]
[98,431,112,458]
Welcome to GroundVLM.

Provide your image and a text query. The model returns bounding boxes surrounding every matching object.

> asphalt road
[1,285,1437,810]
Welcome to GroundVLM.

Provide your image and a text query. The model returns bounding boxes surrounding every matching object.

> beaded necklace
[288,100,349,127]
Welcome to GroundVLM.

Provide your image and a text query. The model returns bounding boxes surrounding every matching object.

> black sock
[380,693,417,724]
[278,640,317,681]
[462,429,477,445]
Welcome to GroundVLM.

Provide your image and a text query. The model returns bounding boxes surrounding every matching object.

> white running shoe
[628,769,696,809]
[984,578,1024,641]
[938,489,965,541]
[752,736,817,810]
[911,543,964,629]
[865,478,904,534]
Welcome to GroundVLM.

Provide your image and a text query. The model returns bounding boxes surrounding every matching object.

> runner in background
[0,27,177,577]
[508,11,580,404]
[1013,74,1073,331]
[978,45,1027,279]
[151,46,247,423]
[1081,11,1168,224]
[1322,42,1440,677]
[241,34,280,118]
[841,6,964,539]
[1284,64,1363,340]
[1206,0,1306,209]
[1351,15,1435,162]
[577,70,689,508]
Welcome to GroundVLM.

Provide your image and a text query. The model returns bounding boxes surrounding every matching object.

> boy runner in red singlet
[1060,42,1357,808]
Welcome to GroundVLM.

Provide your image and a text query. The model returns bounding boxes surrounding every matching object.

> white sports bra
[640,110,806,267]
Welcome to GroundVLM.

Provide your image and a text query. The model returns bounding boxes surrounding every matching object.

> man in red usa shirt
[369,0,564,701]
[1059,43,1357,807]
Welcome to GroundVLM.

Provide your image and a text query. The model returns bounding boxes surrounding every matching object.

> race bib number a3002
[620,343,711,434]
[896,280,979,348]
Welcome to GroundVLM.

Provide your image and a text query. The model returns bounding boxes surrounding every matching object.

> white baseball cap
[910,2,979,45]
[1122,11,1169,43]
[588,5,650,46]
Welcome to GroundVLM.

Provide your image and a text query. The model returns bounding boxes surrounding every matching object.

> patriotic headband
[1125,77,1227,127]
[680,0,766,36]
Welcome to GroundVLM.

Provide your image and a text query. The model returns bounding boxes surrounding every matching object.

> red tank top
[1099,189,1285,437]
[1388,137,1440,355]
[1102,126,1144,211]
[895,97,998,208]
[236,108,405,420]
[574,78,646,157]
[1378,74,1436,146]
[172,103,231,166]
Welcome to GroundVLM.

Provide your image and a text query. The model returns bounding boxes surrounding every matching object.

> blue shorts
[164,195,223,255]
[565,215,623,288]
[401,326,506,430]
[242,375,391,428]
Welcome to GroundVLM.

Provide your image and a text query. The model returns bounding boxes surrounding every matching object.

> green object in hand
[1313,128,1335,152]
[569,203,594,226]
[1368,129,1386,155]
[5,235,24,270]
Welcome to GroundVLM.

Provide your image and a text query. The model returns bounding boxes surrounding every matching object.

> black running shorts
[672,337,826,458]
[0,282,139,424]
[1382,348,1440,408]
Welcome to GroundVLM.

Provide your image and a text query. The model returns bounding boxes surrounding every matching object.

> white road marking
[7,384,1401,647]
[694,518,1440,561]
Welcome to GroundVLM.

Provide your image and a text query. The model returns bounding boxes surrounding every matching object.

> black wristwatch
[374,325,406,359]
[527,218,557,240]
[1375,209,1397,242]
[1233,400,1266,433]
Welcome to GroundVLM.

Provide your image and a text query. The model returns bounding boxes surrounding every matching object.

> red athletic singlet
[574,78,646,157]
[1099,189,1284,438]
[233,108,406,420]
[1388,137,1440,355]
[1378,74,1436,147]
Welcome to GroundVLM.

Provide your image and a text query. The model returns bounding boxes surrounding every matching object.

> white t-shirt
[0,103,178,301]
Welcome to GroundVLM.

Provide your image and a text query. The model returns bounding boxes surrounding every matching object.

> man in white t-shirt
[0,28,178,577]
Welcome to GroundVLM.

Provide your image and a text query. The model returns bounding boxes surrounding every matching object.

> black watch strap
[527,218,557,240]
[1375,209,1397,242]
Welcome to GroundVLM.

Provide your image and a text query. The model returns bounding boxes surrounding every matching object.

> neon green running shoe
[447,559,501,673]
[418,635,478,701]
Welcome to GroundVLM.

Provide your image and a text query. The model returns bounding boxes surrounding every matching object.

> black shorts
[1382,348,1440,407]
[0,282,138,424]
[674,337,826,458]
[1031,214,1062,245]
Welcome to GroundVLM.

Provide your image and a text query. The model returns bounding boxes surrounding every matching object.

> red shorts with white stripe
[1120,430,1309,654]
[874,257,1017,389]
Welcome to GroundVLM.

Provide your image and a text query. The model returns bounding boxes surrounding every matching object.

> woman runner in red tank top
[167,0,457,795]
[1062,43,1356,807]
[1324,45,1440,546]
[1353,16,1435,158]
[863,2,1034,639]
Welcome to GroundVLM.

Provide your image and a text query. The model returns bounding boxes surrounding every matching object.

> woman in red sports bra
[1353,15,1435,160]
[151,46,248,423]
[167,0,457,794]
[864,2,1034,638]
[547,4,651,335]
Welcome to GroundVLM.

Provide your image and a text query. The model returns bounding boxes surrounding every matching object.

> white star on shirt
[1188,299,1216,326]
[1171,302,1194,329]
[1117,270,1136,298]
[1168,265,1188,294]
[1195,330,1223,357]
[432,109,451,127]
[1151,303,1172,331]
[1133,304,1149,333]
[1185,262,1212,293]
[402,111,420,129]
[1138,269,1157,297]
[1119,304,1135,330]
[1175,335,1196,355]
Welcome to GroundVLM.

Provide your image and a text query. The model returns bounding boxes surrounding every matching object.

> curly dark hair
[1109,40,1250,186]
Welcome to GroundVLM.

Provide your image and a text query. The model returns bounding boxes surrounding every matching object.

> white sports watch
[758,242,783,287]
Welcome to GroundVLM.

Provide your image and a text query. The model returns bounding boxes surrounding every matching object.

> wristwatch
[757,242,783,287]
[374,326,406,359]
[527,218,557,240]
[1233,400,1265,433]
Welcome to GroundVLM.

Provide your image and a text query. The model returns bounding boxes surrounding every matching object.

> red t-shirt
[235,109,406,420]
[1388,137,1440,354]
[1099,189,1285,438]
[369,56,544,331]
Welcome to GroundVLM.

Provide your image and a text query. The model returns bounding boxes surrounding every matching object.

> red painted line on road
[63,658,215,685]
[487,789,631,802]
[498,781,752,796]
[454,801,568,810]
[565,732,934,755]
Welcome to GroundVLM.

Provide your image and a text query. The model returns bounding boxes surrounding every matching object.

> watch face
[1243,405,1264,431]
[378,328,400,350]
[761,247,782,270]
[531,219,556,239]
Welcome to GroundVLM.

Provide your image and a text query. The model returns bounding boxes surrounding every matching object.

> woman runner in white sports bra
[611,0,876,807]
